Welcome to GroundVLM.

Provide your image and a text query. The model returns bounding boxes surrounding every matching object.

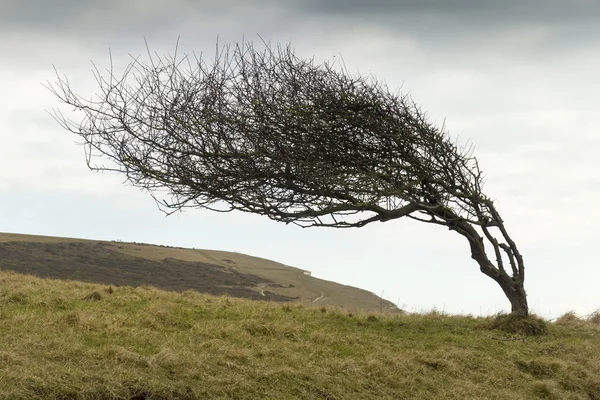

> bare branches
[46,39,528,315]
[49,43,480,224]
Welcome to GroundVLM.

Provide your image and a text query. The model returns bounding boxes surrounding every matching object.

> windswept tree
[48,40,529,316]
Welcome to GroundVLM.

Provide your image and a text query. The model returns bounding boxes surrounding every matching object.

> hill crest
[0,232,399,312]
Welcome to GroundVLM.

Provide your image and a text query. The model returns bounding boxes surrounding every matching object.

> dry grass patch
[588,310,600,325]
[0,270,600,399]
[484,312,548,336]
[556,311,582,325]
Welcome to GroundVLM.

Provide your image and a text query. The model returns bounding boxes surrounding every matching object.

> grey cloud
[4,0,599,47]
[0,0,282,36]
[0,0,285,71]
[3,0,598,68]
[297,0,600,25]
[293,0,600,57]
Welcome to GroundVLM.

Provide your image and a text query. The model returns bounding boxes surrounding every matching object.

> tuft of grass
[484,312,549,336]
[82,291,103,301]
[6,292,29,304]
[588,310,600,325]
[0,270,599,399]
[555,311,581,325]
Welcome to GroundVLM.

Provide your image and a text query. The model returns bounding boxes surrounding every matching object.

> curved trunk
[476,259,529,317]
[495,274,529,317]
[453,217,529,317]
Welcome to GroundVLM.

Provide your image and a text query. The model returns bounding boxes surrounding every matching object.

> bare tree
[47,40,529,316]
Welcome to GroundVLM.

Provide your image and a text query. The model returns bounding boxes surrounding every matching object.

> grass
[1,271,600,399]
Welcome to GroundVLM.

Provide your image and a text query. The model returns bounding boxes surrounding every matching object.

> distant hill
[0,232,399,312]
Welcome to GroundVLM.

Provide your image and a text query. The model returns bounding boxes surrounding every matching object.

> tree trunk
[456,219,529,317]
[477,262,529,318]
[475,255,529,317]
[478,263,529,317]
[496,276,529,317]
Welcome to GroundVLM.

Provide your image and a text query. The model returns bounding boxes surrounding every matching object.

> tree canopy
[48,40,529,316]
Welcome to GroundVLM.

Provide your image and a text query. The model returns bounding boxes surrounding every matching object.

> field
[1,269,599,399]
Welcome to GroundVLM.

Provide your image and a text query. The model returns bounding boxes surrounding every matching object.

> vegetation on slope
[0,232,398,312]
[1,270,599,400]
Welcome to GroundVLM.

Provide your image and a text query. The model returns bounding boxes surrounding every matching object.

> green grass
[1,270,599,399]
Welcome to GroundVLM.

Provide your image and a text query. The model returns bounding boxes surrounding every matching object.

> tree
[47,40,529,316]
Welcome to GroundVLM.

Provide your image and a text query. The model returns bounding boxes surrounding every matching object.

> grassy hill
[0,270,599,399]
[0,232,398,312]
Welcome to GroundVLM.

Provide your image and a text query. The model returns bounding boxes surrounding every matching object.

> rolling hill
[0,232,399,313]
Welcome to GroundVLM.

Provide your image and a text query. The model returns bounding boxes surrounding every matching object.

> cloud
[0,0,292,41]
[6,0,598,53]
[297,0,600,27]
[1,0,184,34]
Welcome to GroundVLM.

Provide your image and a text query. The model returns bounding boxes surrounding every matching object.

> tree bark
[495,275,529,317]
[454,218,529,317]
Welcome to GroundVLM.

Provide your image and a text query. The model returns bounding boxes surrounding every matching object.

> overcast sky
[1,0,598,318]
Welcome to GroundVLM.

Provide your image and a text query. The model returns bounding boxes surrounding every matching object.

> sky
[1,0,598,319]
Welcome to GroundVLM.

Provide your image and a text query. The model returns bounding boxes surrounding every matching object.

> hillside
[0,270,599,399]
[0,232,398,312]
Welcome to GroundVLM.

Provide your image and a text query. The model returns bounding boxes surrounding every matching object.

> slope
[0,232,398,312]
[0,270,599,399]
